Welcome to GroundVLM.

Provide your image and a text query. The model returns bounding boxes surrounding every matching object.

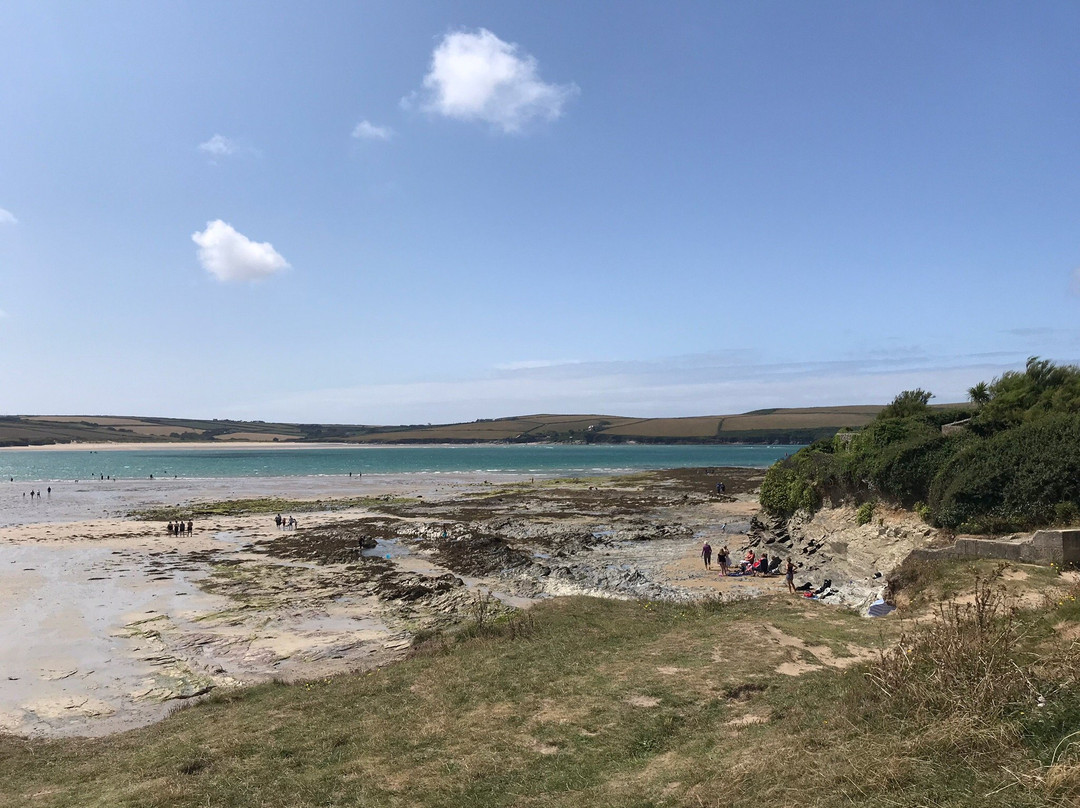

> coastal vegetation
[4,569,1080,807]
[760,358,1080,533]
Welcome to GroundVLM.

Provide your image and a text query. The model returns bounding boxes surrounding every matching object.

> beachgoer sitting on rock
[740,549,756,574]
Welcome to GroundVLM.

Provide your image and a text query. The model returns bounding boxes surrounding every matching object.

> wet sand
[0,471,521,528]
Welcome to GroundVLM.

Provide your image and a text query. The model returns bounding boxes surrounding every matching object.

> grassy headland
[0,406,882,448]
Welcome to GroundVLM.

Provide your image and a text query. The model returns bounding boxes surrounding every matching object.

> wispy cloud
[407,28,578,133]
[229,352,1050,425]
[494,359,580,371]
[0,308,8,319]
[198,134,260,162]
[192,220,290,282]
[199,134,237,157]
[0,208,18,225]
[352,120,393,141]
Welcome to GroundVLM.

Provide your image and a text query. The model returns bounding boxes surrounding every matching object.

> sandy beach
[1,467,784,737]
[2,442,368,451]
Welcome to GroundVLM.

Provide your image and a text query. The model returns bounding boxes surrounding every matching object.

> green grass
[6,584,1080,807]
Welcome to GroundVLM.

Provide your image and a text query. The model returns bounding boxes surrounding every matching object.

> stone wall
[909,529,1080,566]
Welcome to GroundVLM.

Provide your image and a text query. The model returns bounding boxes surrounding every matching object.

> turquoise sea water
[0,444,800,482]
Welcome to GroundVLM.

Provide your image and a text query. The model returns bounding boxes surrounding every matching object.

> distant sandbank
[0,441,363,452]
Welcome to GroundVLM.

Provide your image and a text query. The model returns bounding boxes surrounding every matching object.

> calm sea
[0,444,799,482]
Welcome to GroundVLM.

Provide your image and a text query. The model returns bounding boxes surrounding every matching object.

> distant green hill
[0,406,887,447]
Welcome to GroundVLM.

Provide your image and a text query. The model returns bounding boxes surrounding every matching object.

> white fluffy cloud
[352,120,393,141]
[411,28,578,133]
[198,134,237,157]
[0,208,17,225]
[191,220,290,282]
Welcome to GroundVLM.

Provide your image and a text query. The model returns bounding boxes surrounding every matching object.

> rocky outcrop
[746,506,945,608]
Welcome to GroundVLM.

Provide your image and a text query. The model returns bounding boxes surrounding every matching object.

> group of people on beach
[24,487,49,499]
[167,520,193,535]
[701,541,798,594]
[275,514,297,530]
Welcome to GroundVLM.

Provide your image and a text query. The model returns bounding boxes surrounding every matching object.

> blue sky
[1,1,1078,424]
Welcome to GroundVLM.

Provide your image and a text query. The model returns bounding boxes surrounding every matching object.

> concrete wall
[910,528,1080,567]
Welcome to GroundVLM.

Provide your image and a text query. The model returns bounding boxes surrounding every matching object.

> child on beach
[717,546,729,576]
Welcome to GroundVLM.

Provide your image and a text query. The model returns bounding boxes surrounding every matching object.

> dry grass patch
[8,585,1080,807]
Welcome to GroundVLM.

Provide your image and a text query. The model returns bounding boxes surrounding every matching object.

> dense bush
[759,448,829,518]
[759,361,1080,533]
[929,412,1080,531]
[972,356,1080,435]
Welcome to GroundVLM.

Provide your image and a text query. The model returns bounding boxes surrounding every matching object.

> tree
[879,389,933,420]
[968,381,990,406]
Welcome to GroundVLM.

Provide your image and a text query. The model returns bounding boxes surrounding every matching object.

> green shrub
[877,388,933,420]
[759,444,841,518]
[930,413,1080,530]
[1055,501,1080,526]
[855,501,875,526]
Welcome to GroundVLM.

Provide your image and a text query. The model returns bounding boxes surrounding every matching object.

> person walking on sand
[701,541,712,571]
[186,519,193,534]
[785,557,796,594]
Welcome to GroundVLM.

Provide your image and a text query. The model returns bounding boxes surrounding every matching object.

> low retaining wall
[910,529,1080,567]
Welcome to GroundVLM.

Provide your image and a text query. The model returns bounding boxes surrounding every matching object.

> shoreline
[0,440,804,452]
[0,471,533,529]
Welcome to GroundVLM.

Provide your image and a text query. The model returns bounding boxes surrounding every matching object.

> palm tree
[968,381,990,406]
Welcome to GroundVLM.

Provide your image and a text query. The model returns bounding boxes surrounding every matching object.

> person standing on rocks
[701,541,712,571]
